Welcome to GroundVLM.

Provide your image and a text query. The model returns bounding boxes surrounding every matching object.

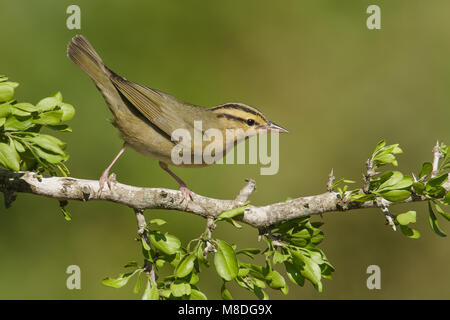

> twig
[431,140,443,178]
[326,168,335,192]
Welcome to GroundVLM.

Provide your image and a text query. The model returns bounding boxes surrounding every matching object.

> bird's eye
[246,119,255,126]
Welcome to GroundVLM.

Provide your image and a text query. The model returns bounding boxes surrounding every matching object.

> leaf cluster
[0,76,74,176]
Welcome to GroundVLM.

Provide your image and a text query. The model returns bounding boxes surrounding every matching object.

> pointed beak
[265,121,289,133]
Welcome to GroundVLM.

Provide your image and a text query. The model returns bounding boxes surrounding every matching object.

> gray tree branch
[0,165,448,228]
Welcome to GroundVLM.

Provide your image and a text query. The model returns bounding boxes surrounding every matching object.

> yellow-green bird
[67,35,288,201]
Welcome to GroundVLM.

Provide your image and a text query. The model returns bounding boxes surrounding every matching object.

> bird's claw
[179,185,193,207]
[98,171,114,194]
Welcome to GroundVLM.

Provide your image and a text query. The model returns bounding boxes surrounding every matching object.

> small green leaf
[60,206,72,221]
[170,281,191,297]
[273,251,290,264]
[435,204,450,222]
[378,190,411,202]
[0,84,14,102]
[0,103,11,118]
[428,202,446,237]
[413,182,425,195]
[428,173,448,188]
[284,261,305,286]
[60,103,75,121]
[13,102,39,113]
[214,240,239,281]
[32,110,63,125]
[36,97,59,111]
[102,271,138,288]
[221,283,233,300]
[419,162,433,178]
[133,272,142,294]
[189,289,207,300]
[0,142,20,171]
[47,124,72,132]
[149,232,181,255]
[26,134,66,155]
[175,254,196,278]
[124,261,138,268]
[443,193,450,205]
[149,218,167,226]
[4,115,34,131]
[399,225,421,239]
[236,248,261,258]
[291,250,322,291]
[141,237,151,251]
[217,206,247,220]
[142,279,159,300]
[266,270,286,289]
[396,211,416,225]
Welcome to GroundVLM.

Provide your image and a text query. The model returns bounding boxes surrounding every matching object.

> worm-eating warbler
[67,35,288,200]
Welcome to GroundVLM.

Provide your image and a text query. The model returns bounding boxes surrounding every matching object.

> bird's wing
[109,73,189,138]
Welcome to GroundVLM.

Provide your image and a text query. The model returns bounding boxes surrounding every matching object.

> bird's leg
[99,145,127,193]
[159,161,193,204]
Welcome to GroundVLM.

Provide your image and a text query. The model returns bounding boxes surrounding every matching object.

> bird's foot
[179,184,194,207]
[98,171,115,194]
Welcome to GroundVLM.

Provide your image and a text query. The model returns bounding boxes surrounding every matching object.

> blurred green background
[1,0,449,299]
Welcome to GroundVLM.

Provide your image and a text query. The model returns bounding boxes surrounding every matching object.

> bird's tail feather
[67,35,111,87]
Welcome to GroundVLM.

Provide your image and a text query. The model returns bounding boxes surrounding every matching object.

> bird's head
[208,103,288,140]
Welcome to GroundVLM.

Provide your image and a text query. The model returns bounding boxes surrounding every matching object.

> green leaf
[47,124,72,132]
[399,225,421,239]
[102,271,139,288]
[221,283,233,300]
[0,103,11,118]
[378,190,411,202]
[124,261,138,268]
[141,237,151,251]
[419,162,433,178]
[32,110,63,125]
[217,206,247,220]
[189,289,207,300]
[133,272,142,294]
[396,211,416,225]
[4,115,34,131]
[142,279,159,300]
[435,204,450,222]
[236,248,260,259]
[36,96,59,111]
[60,103,75,121]
[0,142,20,171]
[443,193,450,205]
[53,92,63,102]
[273,251,290,264]
[291,250,322,291]
[13,102,39,113]
[31,145,68,163]
[149,232,181,255]
[170,281,191,297]
[428,173,448,188]
[413,182,425,195]
[266,270,286,289]
[350,193,376,202]
[26,134,66,155]
[0,84,14,102]
[284,261,305,286]
[214,240,239,281]
[60,206,72,221]
[175,254,196,278]
[428,202,446,237]
[378,171,403,190]
[149,218,166,226]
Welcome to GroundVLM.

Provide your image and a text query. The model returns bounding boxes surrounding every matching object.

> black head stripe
[211,103,263,118]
